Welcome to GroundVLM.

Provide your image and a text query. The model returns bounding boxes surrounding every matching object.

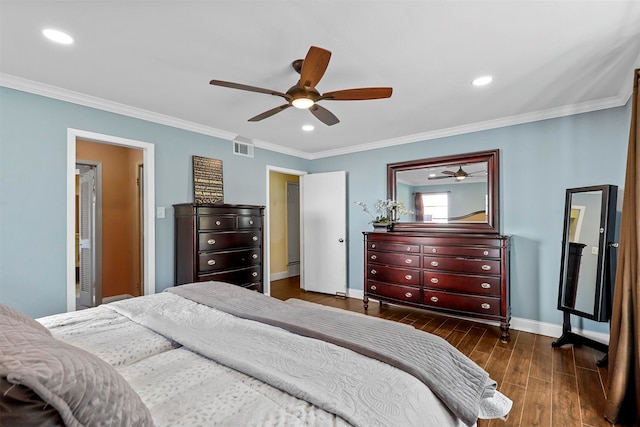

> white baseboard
[344,288,609,344]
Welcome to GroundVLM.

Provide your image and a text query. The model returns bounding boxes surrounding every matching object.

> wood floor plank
[576,367,609,427]
[503,341,534,387]
[552,371,582,427]
[455,326,487,357]
[485,347,512,386]
[522,377,552,427]
[530,335,554,382]
[553,346,577,376]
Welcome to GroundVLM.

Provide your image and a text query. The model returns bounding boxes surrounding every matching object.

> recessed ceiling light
[302,124,314,132]
[42,28,74,45]
[472,75,493,86]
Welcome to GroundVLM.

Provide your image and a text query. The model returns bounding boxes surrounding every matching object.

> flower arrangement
[355,199,414,224]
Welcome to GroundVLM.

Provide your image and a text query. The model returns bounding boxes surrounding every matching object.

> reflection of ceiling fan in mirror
[428,166,487,181]
[209,46,393,126]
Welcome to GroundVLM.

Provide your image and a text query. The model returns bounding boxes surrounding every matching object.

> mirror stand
[552,184,618,368]
[552,311,610,366]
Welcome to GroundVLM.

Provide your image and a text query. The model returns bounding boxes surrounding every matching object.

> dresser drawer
[423,256,501,275]
[424,272,501,296]
[198,231,261,251]
[423,245,500,258]
[367,281,420,303]
[198,249,261,272]
[368,251,420,268]
[198,216,235,231]
[238,215,261,229]
[423,290,501,316]
[367,241,420,253]
[367,264,420,286]
[198,266,261,286]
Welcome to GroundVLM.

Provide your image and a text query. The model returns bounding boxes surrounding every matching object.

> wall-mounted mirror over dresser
[363,150,512,341]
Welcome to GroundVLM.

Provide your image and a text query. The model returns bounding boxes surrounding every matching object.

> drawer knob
[249,219,254,225]
[430,296,439,303]
[252,272,258,277]
[207,259,216,266]
[405,258,412,264]
[215,220,221,226]
[481,283,491,289]
[406,246,412,252]
[371,244,376,249]
[370,269,377,275]
[430,261,439,267]
[370,285,377,291]
[207,239,216,245]
[252,236,258,241]
[431,248,437,253]
[430,278,439,284]
[481,265,491,271]
[483,250,489,256]
[252,253,258,259]
[481,303,491,310]
[370,254,377,260]
[405,292,413,298]
[405,274,412,280]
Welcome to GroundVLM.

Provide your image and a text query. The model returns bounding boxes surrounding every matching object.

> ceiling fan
[428,166,486,181]
[209,46,393,126]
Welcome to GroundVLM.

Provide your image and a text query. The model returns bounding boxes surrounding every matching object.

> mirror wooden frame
[388,149,500,234]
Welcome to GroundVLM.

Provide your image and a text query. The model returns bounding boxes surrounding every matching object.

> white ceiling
[2,1,640,159]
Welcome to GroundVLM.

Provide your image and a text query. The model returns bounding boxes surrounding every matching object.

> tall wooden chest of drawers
[174,203,264,292]
[364,232,511,341]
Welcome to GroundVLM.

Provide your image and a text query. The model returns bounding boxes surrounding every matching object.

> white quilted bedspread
[41,292,469,427]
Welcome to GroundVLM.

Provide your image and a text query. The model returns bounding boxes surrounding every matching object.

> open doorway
[66,129,156,312]
[265,166,306,296]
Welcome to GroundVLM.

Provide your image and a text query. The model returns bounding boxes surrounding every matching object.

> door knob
[338,238,344,242]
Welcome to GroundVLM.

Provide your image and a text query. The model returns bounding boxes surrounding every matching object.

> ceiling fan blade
[441,170,456,176]
[299,46,331,89]
[210,79,289,100]
[248,104,291,122]
[321,87,393,101]
[428,175,454,180]
[309,104,339,126]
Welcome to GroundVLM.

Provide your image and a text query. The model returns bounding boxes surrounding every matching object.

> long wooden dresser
[174,203,264,292]
[364,231,511,341]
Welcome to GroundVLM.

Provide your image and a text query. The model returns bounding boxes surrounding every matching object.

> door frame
[265,165,307,296]
[66,128,156,312]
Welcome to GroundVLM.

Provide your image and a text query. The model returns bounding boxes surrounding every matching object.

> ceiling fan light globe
[292,97,314,109]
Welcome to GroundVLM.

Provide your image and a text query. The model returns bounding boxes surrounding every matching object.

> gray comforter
[167,282,498,426]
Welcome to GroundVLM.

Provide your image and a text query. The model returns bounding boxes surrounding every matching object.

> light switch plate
[157,207,165,219]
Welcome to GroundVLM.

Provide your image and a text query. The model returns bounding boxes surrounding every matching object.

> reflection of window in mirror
[419,192,449,222]
[569,205,585,242]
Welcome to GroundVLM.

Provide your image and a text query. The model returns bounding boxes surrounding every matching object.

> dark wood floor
[270,277,626,427]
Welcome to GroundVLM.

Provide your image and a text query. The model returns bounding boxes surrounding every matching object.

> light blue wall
[0,86,630,335]
[311,104,629,334]
[0,87,309,317]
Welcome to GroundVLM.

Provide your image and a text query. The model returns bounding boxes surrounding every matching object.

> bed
[1,281,512,426]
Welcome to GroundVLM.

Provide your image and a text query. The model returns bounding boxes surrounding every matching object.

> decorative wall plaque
[192,155,223,204]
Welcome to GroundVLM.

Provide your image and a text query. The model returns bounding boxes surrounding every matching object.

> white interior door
[300,171,347,295]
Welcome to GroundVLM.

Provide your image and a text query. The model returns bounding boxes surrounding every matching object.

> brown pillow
[0,377,64,427]
[0,306,155,427]
[0,304,52,336]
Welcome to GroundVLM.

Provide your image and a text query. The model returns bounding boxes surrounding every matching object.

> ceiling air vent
[232,136,254,158]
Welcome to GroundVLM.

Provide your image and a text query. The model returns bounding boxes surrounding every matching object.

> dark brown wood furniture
[174,203,264,292]
[364,232,511,341]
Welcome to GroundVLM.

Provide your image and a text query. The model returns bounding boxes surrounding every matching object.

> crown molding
[2,73,629,162]
[0,73,238,140]
[307,94,628,159]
